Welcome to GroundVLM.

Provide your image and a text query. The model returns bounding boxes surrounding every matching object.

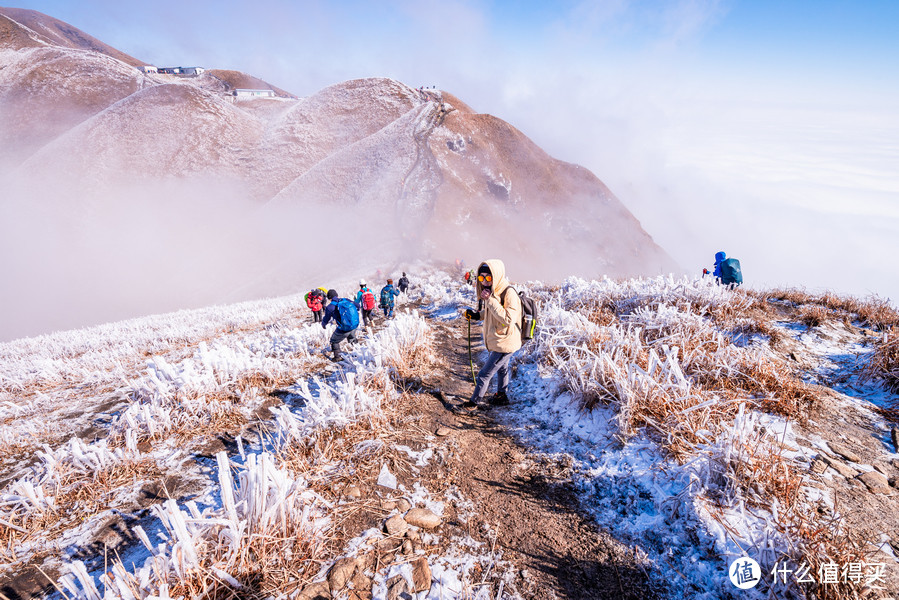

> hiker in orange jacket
[463,259,522,408]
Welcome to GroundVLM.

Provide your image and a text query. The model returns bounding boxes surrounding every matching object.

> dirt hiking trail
[402,306,662,599]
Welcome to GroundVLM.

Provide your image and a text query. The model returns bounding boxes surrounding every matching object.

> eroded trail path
[405,310,660,599]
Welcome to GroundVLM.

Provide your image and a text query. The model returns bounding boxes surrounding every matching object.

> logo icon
[729,557,761,589]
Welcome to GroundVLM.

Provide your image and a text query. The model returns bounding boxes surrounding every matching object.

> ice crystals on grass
[61,449,329,599]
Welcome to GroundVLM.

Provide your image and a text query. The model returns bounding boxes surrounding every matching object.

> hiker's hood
[477,259,510,297]
[715,251,726,264]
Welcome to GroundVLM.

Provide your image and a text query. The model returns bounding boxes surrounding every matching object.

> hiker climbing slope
[321,289,359,361]
[464,259,522,408]
[712,251,743,286]
[380,279,400,319]
[305,288,325,323]
[398,272,410,294]
[354,280,377,328]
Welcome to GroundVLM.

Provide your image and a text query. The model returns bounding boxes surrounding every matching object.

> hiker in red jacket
[305,288,324,323]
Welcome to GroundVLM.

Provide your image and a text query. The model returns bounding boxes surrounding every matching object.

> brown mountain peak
[0,7,145,66]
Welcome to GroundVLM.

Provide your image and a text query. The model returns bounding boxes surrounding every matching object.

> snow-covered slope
[0,45,147,165]
[2,268,898,599]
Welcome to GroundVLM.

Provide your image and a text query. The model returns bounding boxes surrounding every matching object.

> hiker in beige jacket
[463,259,522,408]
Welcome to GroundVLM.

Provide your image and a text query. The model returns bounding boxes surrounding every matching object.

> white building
[139,65,158,73]
[233,89,276,99]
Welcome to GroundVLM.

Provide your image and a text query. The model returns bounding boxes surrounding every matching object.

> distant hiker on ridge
[379,279,400,319]
[321,289,360,361]
[464,259,522,409]
[304,288,325,323]
[398,272,410,294]
[711,251,743,287]
[354,280,377,328]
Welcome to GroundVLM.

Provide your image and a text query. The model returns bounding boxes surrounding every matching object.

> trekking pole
[467,316,476,386]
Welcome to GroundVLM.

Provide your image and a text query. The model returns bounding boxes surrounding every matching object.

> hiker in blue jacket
[711,251,743,286]
[321,289,359,361]
[379,279,401,319]
[712,251,727,279]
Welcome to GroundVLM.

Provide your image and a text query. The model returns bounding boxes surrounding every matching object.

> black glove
[465,308,481,320]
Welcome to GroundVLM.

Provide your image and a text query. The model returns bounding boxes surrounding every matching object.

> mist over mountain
[0,7,678,341]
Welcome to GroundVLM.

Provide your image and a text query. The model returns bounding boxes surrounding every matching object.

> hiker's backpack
[720,258,743,286]
[501,287,538,343]
[306,290,322,310]
[360,288,376,311]
[334,299,360,331]
[380,286,393,307]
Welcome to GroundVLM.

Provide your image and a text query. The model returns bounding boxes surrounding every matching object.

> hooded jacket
[305,290,323,312]
[476,259,522,354]
[380,284,400,307]
[713,251,726,278]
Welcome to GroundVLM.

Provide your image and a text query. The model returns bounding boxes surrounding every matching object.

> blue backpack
[334,298,359,331]
[720,258,743,286]
[380,286,394,307]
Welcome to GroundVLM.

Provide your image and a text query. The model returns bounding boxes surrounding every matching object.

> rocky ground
[315,309,662,600]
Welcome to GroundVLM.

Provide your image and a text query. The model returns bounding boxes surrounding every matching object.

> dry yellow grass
[162,529,322,599]
[379,316,439,383]
[797,305,832,328]
[862,332,899,394]
[751,288,899,331]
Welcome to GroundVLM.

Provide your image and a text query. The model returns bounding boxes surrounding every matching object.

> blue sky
[14,1,898,101]
[8,0,899,300]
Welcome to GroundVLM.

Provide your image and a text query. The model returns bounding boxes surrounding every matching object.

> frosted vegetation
[0,267,897,599]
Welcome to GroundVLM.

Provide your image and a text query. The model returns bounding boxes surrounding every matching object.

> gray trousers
[330,328,357,357]
[471,351,512,401]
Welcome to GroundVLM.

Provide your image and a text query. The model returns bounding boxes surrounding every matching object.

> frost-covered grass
[61,451,330,599]
[110,324,330,446]
[55,304,472,599]
[492,274,888,599]
[6,265,895,599]
[0,437,165,574]
[0,294,311,474]
[529,276,816,457]
[0,295,307,393]
[372,308,439,381]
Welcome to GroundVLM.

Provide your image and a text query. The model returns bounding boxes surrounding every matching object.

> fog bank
[0,171,401,342]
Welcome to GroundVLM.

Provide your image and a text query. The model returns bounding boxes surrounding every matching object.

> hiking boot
[489,391,510,406]
[461,400,481,410]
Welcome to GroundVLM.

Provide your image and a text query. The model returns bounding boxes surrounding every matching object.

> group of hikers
[303,259,533,412]
[305,252,739,411]
[304,273,410,361]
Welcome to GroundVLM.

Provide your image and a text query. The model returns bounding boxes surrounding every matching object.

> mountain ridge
[2,8,680,340]
[0,6,144,65]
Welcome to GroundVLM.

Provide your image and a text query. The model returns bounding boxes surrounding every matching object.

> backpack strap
[499,287,521,332]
